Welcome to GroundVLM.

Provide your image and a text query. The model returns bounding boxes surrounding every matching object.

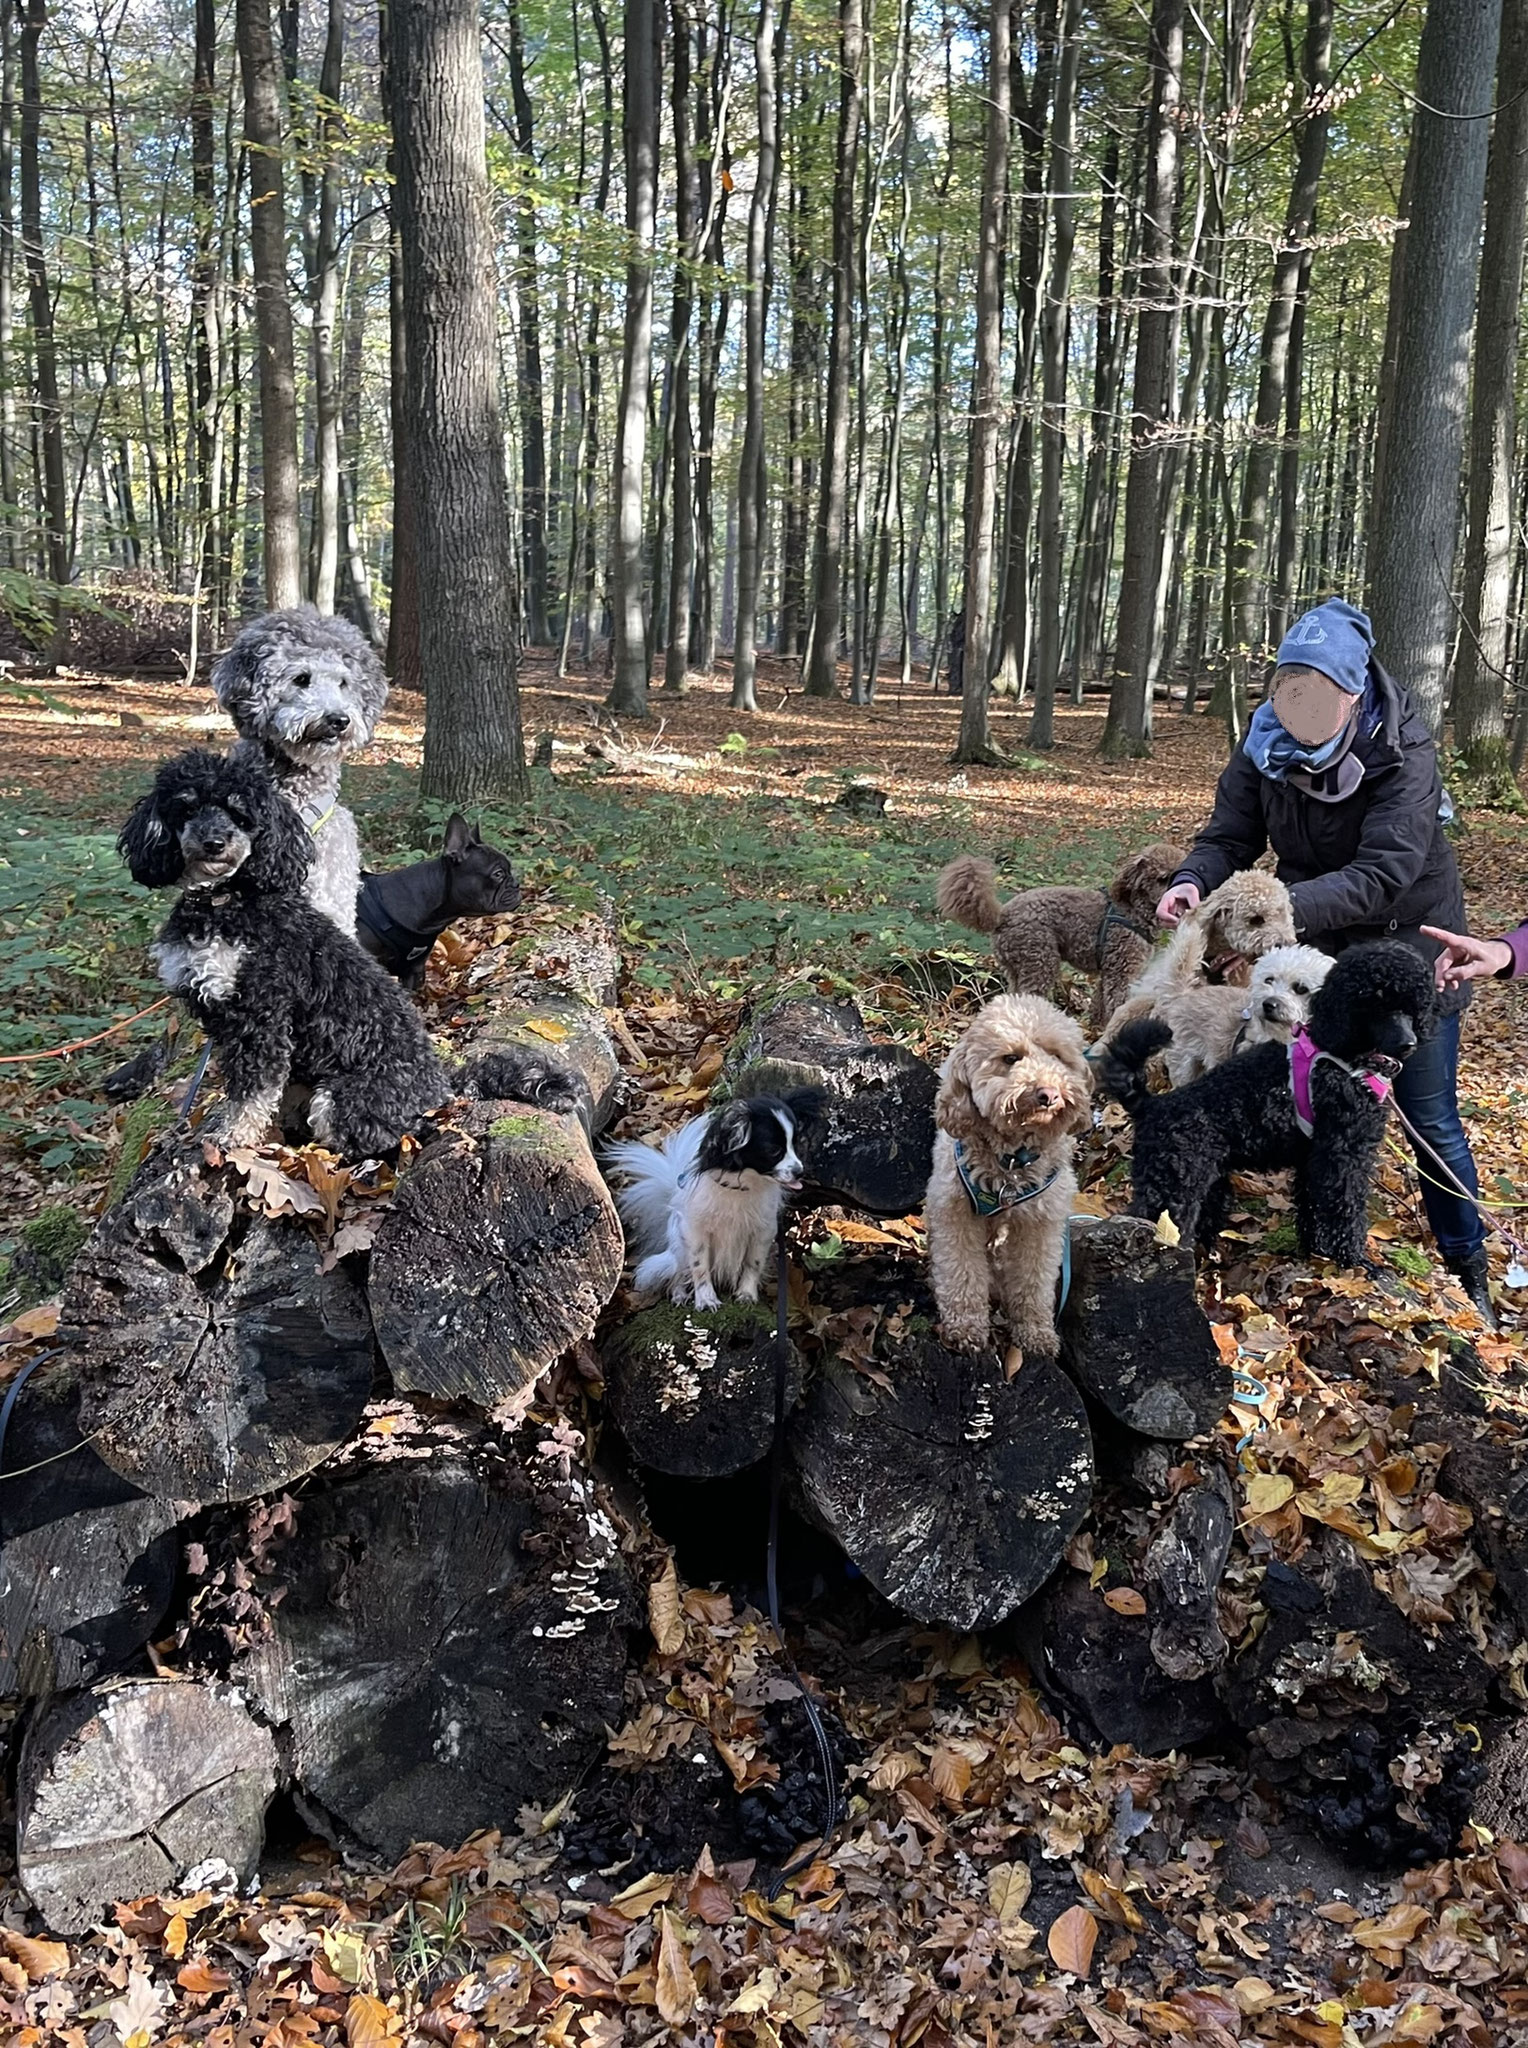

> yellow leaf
[5,1301,58,1342]
[1080,1868,1146,1931]
[655,1911,698,2026]
[987,1861,1033,1924]
[1153,1209,1181,1247]
[163,1913,188,1960]
[345,1993,396,2047]
[928,1746,972,1805]
[522,1017,572,1043]
[610,1870,674,1918]
[647,1557,685,1657]
[1102,1586,1147,1616]
[828,1219,903,1246]
[177,1958,233,1995]
[1306,1470,1366,1511]
[1230,1975,1279,2017]
[1242,1470,1295,1517]
[322,1924,369,1986]
[1046,1903,1099,1978]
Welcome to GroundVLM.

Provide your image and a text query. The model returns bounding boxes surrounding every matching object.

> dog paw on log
[720,997,937,1216]
[789,1251,1092,1631]
[0,1359,188,1695]
[368,1100,623,1406]
[602,1302,804,1478]
[228,1418,633,1861]
[1059,1214,1231,1438]
[61,1137,375,1506]
[18,1677,278,1934]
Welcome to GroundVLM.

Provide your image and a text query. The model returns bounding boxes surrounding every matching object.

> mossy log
[17,1678,278,1934]
[1059,1214,1231,1438]
[229,1418,633,1861]
[788,1251,1093,1631]
[456,912,625,1135]
[60,1137,375,1506]
[367,1101,624,1405]
[0,1358,187,1695]
[602,1301,804,1477]
[721,996,937,1216]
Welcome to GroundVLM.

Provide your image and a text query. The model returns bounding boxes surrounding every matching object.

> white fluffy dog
[605,1090,824,1308]
[1158,943,1334,1087]
[214,606,388,936]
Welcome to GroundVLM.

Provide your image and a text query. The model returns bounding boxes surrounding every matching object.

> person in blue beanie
[1156,598,1494,1325]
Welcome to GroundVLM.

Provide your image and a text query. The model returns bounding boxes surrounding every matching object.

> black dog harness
[953,1140,1062,1218]
[355,872,438,976]
[1096,897,1153,956]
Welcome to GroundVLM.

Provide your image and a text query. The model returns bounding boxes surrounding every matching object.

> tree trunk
[1367,0,1502,732]
[390,0,528,798]
[190,0,219,620]
[307,0,344,613]
[1068,129,1122,695]
[688,12,731,676]
[0,6,15,571]
[18,0,67,593]
[506,0,551,644]
[953,0,1010,762]
[731,0,785,710]
[1226,0,1332,692]
[1270,262,1310,646]
[662,0,698,694]
[802,0,862,698]
[1100,0,1185,758]
[380,0,422,688]
[1028,0,1082,746]
[235,0,302,609]
[604,1303,802,1477]
[608,0,661,713]
[1454,0,1528,795]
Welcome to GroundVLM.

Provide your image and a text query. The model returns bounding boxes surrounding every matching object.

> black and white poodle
[214,607,387,937]
[119,748,580,1158]
[1097,940,1435,1268]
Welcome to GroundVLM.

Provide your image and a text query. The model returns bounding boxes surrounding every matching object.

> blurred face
[1271,664,1359,748]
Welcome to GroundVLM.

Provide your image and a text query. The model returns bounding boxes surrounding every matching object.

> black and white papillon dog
[604,1089,826,1308]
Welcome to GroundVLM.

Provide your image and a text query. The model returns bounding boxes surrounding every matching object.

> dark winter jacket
[1174,663,1469,1007]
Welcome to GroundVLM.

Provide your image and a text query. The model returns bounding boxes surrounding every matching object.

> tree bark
[1454,0,1528,795]
[380,0,422,688]
[661,0,698,694]
[235,0,302,609]
[803,0,862,697]
[731,0,785,710]
[1100,0,1185,758]
[1058,1216,1231,1436]
[1367,0,1502,732]
[18,0,68,593]
[307,0,344,613]
[390,0,528,798]
[506,0,551,644]
[953,0,1010,762]
[608,0,661,713]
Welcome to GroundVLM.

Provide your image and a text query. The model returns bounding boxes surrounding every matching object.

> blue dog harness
[952,1141,1074,1315]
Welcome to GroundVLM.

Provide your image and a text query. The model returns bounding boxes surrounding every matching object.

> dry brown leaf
[647,1557,685,1657]
[928,1746,972,1804]
[0,1929,70,1980]
[1242,1471,1295,1518]
[987,1861,1032,1924]
[655,1911,698,2026]
[177,1958,234,1995]
[345,1992,397,2046]
[1046,1903,1099,1978]
[1080,1868,1145,1931]
[162,1913,188,1960]
[1101,1586,1146,1616]
[610,1870,674,1918]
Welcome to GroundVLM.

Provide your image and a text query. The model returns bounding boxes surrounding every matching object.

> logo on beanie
[1289,615,1328,646]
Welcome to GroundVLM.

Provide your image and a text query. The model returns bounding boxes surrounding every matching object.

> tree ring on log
[18,1677,277,1934]
[603,1301,804,1477]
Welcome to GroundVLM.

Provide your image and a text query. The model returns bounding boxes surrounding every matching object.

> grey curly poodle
[213,606,388,936]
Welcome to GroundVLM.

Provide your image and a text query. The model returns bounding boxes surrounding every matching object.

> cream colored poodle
[1094,869,1297,1051]
[1157,942,1334,1087]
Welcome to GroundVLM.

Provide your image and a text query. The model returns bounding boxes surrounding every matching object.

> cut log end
[603,1301,802,1478]
[1060,1214,1231,1438]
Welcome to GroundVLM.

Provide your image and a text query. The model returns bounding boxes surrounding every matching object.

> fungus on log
[1060,1214,1231,1438]
[61,1138,375,1506]
[602,1302,804,1478]
[788,1252,1092,1631]
[231,1418,633,1861]
[721,997,937,1216]
[0,1358,187,1695]
[17,1678,277,1934]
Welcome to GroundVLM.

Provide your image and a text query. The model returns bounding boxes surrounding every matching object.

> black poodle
[1097,940,1436,1267]
[119,748,581,1158]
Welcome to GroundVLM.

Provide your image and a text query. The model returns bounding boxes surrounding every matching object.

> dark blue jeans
[1392,1010,1487,1262]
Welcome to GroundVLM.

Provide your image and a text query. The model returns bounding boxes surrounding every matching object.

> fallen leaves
[646,1556,685,1657]
[1046,1903,1100,1979]
[653,1912,698,2026]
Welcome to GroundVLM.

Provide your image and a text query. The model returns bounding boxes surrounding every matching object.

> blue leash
[0,1347,61,1482]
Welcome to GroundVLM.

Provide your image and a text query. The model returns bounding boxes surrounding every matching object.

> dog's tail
[602,1114,710,1259]
[462,1047,589,1124]
[1093,1017,1173,1118]
[936,855,1004,934]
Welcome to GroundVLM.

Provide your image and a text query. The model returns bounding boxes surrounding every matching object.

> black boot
[1444,1251,1497,1330]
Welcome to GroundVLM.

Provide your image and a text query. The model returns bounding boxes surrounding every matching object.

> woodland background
[0,0,1525,804]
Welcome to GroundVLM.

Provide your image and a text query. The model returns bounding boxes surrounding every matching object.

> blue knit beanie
[1273,598,1374,696]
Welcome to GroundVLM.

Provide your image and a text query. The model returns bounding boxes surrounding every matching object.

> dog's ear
[934,1047,982,1142]
[118,790,184,888]
[241,771,314,894]
[443,813,472,861]
[782,1085,828,1133]
[701,1099,755,1166]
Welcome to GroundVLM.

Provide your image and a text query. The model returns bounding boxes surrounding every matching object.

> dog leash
[764,1206,841,1895]
[0,996,172,1066]
[1386,1100,1528,1262]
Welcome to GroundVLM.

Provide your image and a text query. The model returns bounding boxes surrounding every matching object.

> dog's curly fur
[1096,941,1435,1266]
[214,607,388,936]
[119,749,579,1157]
[1158,942,1334,1088]
[924,994,1093,1359]
[937,841,1186,1031]
[1095,867,1297,1049]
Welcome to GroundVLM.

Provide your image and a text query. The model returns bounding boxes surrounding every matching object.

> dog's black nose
[318,710,351,737]
[1395,1024,1417,1057]
[199,833,226,856]
[1262,998,1280,1019]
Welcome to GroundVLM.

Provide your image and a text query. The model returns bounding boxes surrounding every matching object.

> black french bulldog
[356,814,520,987]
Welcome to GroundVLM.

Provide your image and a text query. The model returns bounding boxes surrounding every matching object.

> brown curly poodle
[936,841,1186,1032]
[924,994,1093,1361]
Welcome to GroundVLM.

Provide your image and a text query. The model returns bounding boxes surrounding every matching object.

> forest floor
[1,650,1527,2046]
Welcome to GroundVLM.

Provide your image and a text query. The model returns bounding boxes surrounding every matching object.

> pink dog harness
[1287,1027,1393,1138]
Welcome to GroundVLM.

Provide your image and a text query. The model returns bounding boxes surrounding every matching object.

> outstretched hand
[1156,881,1201,928]
[1420,925,1514,988]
